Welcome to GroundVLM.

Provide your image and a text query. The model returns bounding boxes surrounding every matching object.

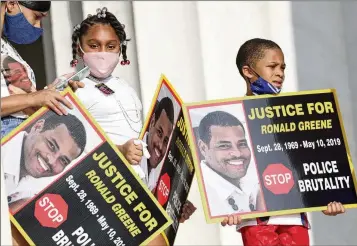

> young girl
[221,38,346,246]
[71,7,143,162]
[71,8,196,245]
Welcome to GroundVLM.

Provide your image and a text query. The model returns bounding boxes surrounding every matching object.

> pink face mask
[80,45,120,79]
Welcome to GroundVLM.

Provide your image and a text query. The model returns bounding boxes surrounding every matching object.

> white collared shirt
[138,132,163,191]
[201,161,259,217]
[2,132,76,204]
[75,76,142,146]
[2,131,25,197]
[1,131,35,203]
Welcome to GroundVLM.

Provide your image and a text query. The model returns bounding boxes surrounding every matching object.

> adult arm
[1,73,83,117]
[1,89,73,117]
[1,94,35,116]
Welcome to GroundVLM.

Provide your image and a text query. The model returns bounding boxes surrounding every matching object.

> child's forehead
[87,23,114,33]
[255,48,285,65]
[263,48,284,60]
[82,24,119,40]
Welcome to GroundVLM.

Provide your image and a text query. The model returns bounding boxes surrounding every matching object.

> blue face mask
[3,9,43,45]
[250,77,281,95]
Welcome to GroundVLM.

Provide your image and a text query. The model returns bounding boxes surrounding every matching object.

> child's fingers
[234,215,242,225]
[133,148,143,157]
[335,202,345,214]
[228,215,234,226]
[221,217,228,226]
[331,201,338,215]
[135,142,143,150]
[326,202,333,214]
[131,154,142,164]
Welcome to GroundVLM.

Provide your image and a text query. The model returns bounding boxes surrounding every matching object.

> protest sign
[139,75,195,245]
[1,88,172,246]
[182,89,357,223]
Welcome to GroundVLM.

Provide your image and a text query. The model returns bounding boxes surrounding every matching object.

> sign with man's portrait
[139,75,195,246]
[183,89,357,223]
[1,89,172,246]
[1,54,36,94]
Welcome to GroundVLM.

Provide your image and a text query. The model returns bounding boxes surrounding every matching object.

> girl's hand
[120,139,144,165]
[67,80,85,92]
[49,73,85,92]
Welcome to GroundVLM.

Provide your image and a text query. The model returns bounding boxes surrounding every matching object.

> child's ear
[242,65,254,82]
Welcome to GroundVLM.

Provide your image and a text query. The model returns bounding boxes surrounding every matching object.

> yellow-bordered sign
[182,88,357,223]
[139,75,194,246]
[1,88,172,246]
[140,74,183,139]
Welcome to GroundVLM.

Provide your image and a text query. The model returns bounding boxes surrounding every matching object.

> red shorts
[240,225,309,246]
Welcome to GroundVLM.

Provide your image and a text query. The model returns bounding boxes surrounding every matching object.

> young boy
[221,38,345,246]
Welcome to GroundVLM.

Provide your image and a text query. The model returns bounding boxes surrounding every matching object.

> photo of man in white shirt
[196,110,265,217]
[140,97,175,191]
[1,110,87,205]
[1,55,36,94]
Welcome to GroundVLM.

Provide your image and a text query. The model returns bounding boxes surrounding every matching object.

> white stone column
[196,1,271,100]
[132,1,206,112]
[342,1,357,161]
[48,1,78,78]
[133,2,220,245]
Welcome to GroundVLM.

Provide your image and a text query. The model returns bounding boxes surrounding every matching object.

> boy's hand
[322,201,345,216]
[221,215,242,226]
[179,200,197,223]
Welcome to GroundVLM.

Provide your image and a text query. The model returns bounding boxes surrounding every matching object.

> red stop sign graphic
[263,164,295,195]
[34,193,68,228]
[157,173,171,206]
